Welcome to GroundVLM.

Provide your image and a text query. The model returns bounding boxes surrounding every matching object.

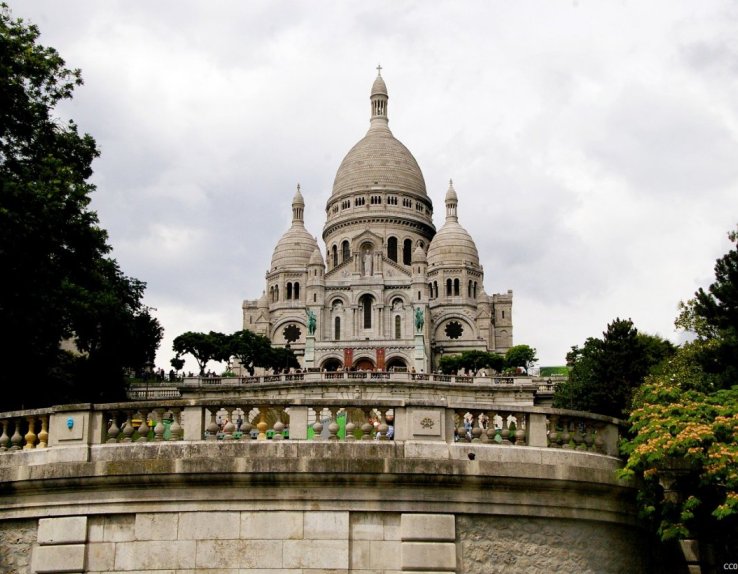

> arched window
[332,245,338,268]
[417,290,421,300]
[434,281,438,299]
[342,240,350,263]
[274,285,279,301]
[286,282,293,300]
[468,280,472,297]
[446,279,452,297]
[428,283,433,299]
[313,293,317,302]
[334,317,341,340]
[294,283,300,300]
[395,315,401,339]
[454,278,460,296]
[403,239,412,265]
[473,281,477,299]
[387,237,398,262]
[359,294,373,329]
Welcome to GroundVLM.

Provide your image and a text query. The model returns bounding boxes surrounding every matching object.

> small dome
[371,74,388,97]
[445,179,458,202]
[309,246,324,266]
[427,183,479,268]
[412,244,427,263]
[293,184,305,206]
[271,226,318,271]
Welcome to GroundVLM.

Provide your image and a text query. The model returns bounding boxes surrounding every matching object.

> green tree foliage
[553,319,675,417]
[620,228,738,547]
[676,227,738,389]
[438,350,505,374]
[504,345,538,371]
[228,329,273,376]
[0,6,162,408]
[172,329,299,375]
[172,331,229,375]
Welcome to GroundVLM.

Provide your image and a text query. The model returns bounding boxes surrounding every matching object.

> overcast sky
[14,1,738,370]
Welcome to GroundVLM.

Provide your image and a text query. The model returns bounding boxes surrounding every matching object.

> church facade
[242,70,513,372]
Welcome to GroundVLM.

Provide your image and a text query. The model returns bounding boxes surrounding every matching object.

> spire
[370,65,389,125]
[445,179,458,221]
[292,183,305,225]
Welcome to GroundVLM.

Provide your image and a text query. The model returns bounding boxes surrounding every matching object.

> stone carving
[363,250,373,276]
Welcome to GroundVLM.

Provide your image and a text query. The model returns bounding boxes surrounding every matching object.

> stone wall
[0,519,37,574]
[458,515,649,574]
[9,511,655,573]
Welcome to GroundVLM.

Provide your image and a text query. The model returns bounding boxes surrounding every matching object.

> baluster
[514,412,526,446]
[471,412,483,443]
[594,422,606,454]
[573,419,585,450]
[106,412,121,443]
[222,408,235,440]
[10,419,23,450]
[153,409,166,441]
[376,409,389,441]
[136,410,150,442]
[560,417,572,449]
[168,408,182,441]
[500,413,511,445]
[23,416,37,450]
[273,415,285,441]
[205,408,219,441]
[583,422,594,451]
[486,411,500,443]
[548,415,560,448]
[241,407,253,440]
[327,408,340,441]
[345,412,356,442]
[37,416,49,449]
[478,412,489,444]
[360,408,372,441]
[256,407,268,440]
[0,420,10,451]
[121,411,135,442]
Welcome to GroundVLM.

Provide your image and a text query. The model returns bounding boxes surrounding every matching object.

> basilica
[242,70,513,372]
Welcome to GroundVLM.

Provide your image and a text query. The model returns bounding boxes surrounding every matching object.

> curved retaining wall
[0,440,649,573]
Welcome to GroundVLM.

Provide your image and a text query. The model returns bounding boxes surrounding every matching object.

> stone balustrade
[0,398,622,457]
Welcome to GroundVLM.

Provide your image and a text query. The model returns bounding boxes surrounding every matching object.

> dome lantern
[370,64,389,123]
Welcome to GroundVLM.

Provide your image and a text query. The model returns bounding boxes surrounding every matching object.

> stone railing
[0,399,623,457]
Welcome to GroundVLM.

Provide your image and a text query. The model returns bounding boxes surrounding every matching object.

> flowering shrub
[619,340,738,541]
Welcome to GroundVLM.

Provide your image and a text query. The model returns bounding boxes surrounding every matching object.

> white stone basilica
[242,70,513,372]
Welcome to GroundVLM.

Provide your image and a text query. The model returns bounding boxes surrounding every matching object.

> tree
[172,331,229,375]
[504,345,538,371]
[228,329,273,376]
[620,228,738,552]
[553,319,674,417]
[676,227,738,389]
[438,350,505,374]
[266,346,300,373]
[0,6,162,408]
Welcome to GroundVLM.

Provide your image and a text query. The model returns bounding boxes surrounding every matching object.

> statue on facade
[306,309,317,335]
[363,249,373,276]
[414,307,424,332]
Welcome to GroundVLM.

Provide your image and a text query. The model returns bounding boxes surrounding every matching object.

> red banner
[343,348,353,369]
[376,348,385,371]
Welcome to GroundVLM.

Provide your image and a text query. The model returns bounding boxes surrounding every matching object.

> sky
[12,0,738,370]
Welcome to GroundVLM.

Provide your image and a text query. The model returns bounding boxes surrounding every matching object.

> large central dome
[330,70,427,199]
[331,126,427,198]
